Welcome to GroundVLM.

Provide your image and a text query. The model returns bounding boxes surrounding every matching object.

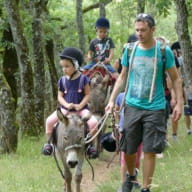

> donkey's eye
[64,136,68,141]
[78,136,83,143]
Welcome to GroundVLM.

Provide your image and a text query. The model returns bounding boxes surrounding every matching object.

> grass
[0,117,192,192]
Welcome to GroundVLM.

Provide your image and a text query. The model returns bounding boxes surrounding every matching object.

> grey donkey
[52,108,89,192]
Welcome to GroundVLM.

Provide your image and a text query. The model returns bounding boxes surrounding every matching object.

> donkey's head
[56,108,85,168]
[89,73,110,115]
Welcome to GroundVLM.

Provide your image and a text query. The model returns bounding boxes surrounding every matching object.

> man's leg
[172,119,179,140]
[124,153,137,176]
[142,152,156,189]
[185,115,191,129]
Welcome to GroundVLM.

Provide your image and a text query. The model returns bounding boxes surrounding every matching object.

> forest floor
[81,154,120,192]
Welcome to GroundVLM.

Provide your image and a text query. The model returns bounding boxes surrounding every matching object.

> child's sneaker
[187,129,192,135]
[141,188,150,192]
[42,143,54,156]
[86,145,98,159]
[172,134,178,142]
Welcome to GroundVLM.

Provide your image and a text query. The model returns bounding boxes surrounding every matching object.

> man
[106,13,182,192]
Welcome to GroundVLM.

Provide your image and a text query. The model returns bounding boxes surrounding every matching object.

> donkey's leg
[75,174,82,192]
[62,160,72,192]
[74,158,83,192]
[64,167,72,192]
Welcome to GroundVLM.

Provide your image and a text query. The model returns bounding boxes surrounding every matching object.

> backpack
[62,74,85,94]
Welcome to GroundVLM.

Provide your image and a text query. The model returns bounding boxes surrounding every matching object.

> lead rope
[107,109,120,168]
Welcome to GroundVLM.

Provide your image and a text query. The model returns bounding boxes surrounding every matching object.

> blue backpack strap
[78,74,85,93]
[62,76,67,94]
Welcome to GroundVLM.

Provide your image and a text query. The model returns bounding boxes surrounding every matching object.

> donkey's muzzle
[68,160,78,168]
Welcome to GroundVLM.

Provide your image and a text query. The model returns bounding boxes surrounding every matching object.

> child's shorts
[184,99,192,116]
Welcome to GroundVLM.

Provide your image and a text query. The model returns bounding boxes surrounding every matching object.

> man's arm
[167,66,183,121]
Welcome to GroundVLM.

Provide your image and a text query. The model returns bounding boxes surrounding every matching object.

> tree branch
[83,0,112,14]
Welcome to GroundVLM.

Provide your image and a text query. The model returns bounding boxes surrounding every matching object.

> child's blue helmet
[60,47,84,67]
[95,17,110,29]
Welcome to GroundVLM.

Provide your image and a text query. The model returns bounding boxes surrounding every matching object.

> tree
[82,0,112,14]
[4,0,37,136]
[174,0,192,87]
[45,39,58,106]
[31,0,46,133]
[76,0,85,53]
[137,0,145,14]
[2,25,19,109]
[99,1,106,17]
[0,73,18,153]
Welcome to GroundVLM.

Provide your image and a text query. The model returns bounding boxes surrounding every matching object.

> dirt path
[81,154,119,192]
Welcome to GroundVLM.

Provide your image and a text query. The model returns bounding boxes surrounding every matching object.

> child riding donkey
[42,47,98,158]
[83,17,119,79]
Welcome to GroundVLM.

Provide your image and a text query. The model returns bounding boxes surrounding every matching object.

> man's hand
[105,101,114,114]
[172,103,182,122]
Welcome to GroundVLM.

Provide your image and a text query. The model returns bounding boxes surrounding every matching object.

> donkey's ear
[57,107,69,126]
[102,74,109,86]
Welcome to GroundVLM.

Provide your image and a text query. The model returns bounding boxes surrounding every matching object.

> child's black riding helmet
[95,17,110,29]
[60,47,84,67]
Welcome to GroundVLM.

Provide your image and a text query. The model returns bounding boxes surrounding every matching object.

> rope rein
[53,150,66,180]
[107,110,120,168]
[84,113,109,144]
[84,152,95,181]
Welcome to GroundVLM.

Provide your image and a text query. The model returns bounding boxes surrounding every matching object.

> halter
[65,144,83,152]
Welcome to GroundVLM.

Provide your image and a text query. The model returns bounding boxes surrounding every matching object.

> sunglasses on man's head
[136,13,155,27]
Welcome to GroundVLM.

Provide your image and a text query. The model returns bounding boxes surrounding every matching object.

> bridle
[64,144,83,152]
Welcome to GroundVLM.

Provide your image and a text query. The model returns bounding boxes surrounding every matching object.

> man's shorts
[120,105,166,154]
[184,99,192,116]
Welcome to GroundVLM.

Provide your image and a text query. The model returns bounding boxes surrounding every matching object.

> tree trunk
[31,0,45,133]
[137,0,145,14]
[174,0,192,89]
[99,2,106,17]
[4,0,37,136]
[76,0,85,53]
[45,39,58,105]
[2,25,19,109]
[0,73,18,153]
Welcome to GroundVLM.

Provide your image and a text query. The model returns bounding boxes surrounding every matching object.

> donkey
[86,71,112,154]
[89,72,110,118]
[52,108,88,192]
